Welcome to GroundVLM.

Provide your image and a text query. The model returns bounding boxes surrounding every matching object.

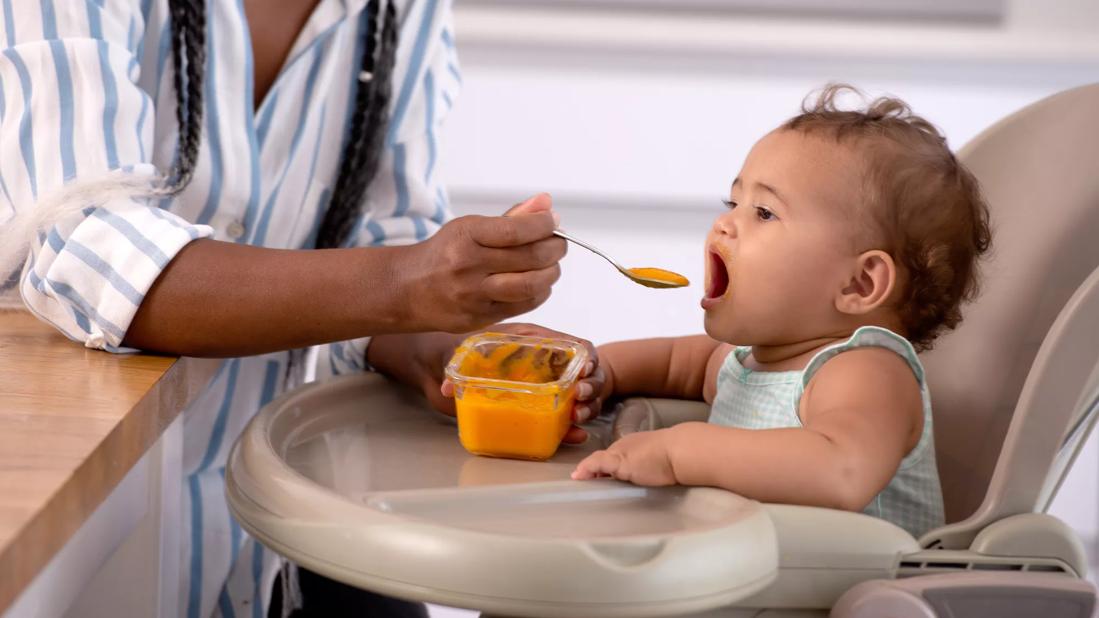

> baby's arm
[597,336,733,404]
[575,348,922,512]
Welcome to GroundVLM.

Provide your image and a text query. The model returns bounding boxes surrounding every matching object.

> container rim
[444,332,590,394]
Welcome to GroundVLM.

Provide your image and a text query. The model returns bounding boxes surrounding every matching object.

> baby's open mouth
[705,250,730,299]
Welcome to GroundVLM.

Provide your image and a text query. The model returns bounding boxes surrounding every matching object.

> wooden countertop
[0,309,219,612]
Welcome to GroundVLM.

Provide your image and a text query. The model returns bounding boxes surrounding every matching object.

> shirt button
[225,221,246,240]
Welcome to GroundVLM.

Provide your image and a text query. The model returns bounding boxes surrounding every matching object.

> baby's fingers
[571,450,623,480]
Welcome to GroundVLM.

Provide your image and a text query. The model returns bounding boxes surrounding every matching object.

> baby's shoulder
[799,346,924,426]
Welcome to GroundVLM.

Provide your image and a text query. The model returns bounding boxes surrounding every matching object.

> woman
[0,0,603,615]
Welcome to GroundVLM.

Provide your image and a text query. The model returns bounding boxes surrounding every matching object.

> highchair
[225,83,1099,617]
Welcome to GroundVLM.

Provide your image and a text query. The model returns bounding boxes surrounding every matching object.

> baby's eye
[721,198,737,210]
[755,206,776,221]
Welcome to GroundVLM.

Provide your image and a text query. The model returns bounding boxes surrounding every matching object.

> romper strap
[797,325,925,396]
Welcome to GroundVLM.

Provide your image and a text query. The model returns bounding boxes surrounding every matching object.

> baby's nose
[713,212,737,237]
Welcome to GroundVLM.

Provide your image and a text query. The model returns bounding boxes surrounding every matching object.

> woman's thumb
[505,193,556,224]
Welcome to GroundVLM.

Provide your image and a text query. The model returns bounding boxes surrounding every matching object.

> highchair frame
[225,84,1099,618]
[607,256,1099,614]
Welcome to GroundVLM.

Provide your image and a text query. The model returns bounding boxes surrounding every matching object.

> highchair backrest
[919,83,1099,549]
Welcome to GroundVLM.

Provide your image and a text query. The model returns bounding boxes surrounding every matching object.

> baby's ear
[835,250,896,315]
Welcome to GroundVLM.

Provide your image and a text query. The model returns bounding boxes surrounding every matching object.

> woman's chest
[242,0,322,110]
[139,0,358,248]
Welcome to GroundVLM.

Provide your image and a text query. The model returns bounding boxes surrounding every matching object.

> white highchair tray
[226,373,779,617]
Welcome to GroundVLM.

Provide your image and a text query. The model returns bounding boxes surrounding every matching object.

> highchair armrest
[831,572,1096,618]
[611,397,711,442]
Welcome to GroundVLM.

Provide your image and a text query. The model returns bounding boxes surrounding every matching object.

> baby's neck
[745,336,847,372]
[744,315,904,372]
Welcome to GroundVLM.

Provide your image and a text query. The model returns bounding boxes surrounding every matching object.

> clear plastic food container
[445,332,589,461]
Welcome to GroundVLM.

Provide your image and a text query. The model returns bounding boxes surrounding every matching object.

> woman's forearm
[123,239,412,356]
[122,204,565,357]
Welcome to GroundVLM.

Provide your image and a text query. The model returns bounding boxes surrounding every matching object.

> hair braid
[165,0,206,194]
[162,0,395,249]
[315,0,398,249]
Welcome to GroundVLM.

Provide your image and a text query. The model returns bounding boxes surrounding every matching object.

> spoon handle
[552,229,626,273]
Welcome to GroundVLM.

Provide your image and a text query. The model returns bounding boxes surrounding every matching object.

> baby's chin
[704,308,768,347]
[703,311,739,344]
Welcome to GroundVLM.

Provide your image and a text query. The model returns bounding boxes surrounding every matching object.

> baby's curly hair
[781,84,992,351]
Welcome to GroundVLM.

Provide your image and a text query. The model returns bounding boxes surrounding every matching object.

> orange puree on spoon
[626,267,690,288]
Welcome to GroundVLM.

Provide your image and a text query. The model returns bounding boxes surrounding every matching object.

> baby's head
[703,84,991,352]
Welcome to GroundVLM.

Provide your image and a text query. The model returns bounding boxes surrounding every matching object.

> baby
[571,85,992,538]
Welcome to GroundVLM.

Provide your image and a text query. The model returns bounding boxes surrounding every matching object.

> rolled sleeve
[21,169,212,351]
[2,2,211,351]
[326,5,461,376]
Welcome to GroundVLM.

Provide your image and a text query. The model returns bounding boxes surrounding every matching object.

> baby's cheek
[774,246,837,290]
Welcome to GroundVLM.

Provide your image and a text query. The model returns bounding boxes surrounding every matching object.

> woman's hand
[397,194,567,333]
[571,427,680,486]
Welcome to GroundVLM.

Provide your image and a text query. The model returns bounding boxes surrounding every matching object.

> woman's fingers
[423,382,457,416]
[504,192,554,217]
[404,192,565,333]
[562,425,589,445]
[578,344,599,377]
[477,237,567,275]
[481,264,562,303]
[569,363,605,425]
[573,401,604,425]
[575,367,604,403]
[467,210,557,249]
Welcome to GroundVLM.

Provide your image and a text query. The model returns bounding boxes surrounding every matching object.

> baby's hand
[571,428,678,486]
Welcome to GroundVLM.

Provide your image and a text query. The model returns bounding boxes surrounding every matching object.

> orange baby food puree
[454,342,578,460]
[626,267,689,287]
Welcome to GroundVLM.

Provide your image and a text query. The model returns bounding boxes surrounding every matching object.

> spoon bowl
[552,229,689,289]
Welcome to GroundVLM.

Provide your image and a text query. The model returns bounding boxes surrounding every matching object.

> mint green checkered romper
[709,326,945,538]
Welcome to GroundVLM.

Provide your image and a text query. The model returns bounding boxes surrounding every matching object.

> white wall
[438,0,1099,577]
[442,0,1099,343]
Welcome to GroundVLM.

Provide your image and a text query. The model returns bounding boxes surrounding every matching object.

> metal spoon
[553,229,689,289]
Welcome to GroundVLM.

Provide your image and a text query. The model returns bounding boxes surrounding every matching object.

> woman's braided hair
[316,0,398,249]
[165,0,398,249]
[164,0,205,193]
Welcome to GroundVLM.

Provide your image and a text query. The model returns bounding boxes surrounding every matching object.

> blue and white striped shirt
[1,0,459,615]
